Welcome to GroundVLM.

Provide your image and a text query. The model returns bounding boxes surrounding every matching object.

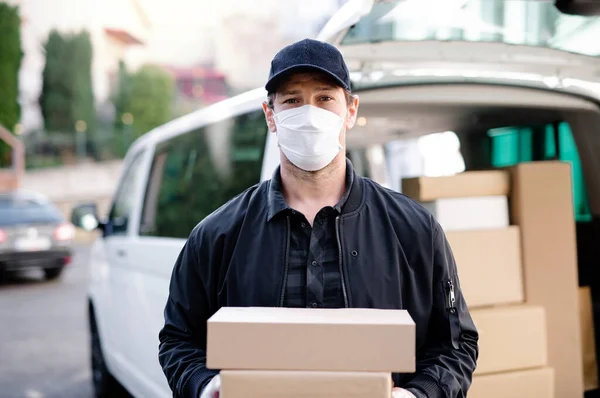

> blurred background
[2,1,600,398]
[0,2,348,397]
[0,0,345,212]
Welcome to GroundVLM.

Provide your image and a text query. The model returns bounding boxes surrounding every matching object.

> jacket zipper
[446,279,456,313]
[446,278,460,349]
[335,216,349,308]
[278,216,291,307]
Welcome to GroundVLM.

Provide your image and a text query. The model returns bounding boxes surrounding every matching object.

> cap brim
[265,64,349,93]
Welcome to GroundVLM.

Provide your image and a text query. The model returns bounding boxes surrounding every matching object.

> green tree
[71,31,95,133]
[40,30,71,132]
[0,3,23,166]
[40,29,95,134]
[112,60,131,131]
[128,65,174,137]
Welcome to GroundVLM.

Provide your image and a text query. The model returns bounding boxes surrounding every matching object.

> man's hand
[199,374,221,398]
[392,387,417,398]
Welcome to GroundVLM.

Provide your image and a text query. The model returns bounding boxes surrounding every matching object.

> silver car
[0,190,75,280]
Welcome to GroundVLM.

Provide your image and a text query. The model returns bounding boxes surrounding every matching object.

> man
[159,39,478,398]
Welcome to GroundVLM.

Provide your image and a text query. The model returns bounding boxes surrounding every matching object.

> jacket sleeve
[404,222,479,398]
[158,226,219,398]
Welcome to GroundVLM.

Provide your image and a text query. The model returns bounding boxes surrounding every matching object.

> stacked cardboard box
[580,286,598,391]
[510,162,583,398]
[207,307,415,398]
[402,172,524,310]
[402,165,578,398]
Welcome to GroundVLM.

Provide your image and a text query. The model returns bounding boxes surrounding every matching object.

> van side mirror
[556,0,600,15]
[71,203,102,231]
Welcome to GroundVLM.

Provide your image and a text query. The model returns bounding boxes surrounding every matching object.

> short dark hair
[267,89,354,109]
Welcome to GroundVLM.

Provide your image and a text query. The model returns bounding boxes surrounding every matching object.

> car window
[140,110,267,239]
[0,197,63,226]
[108,150,147,235]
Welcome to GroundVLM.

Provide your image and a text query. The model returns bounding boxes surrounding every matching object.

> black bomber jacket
[158,161,479,398]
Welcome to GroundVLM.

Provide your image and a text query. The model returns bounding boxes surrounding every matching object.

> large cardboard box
[446,227,523,308]
[401,170,510,201]
[468,368,554,398]
[510,162,583,398]
[220,370,392,398]
[422,196,509,232]
[580,286,598,391]
[207,307,415,372]
[472,305,547,375]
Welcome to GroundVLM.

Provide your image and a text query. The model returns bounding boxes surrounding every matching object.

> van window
[107,150,147,235]
[487,121,592,222]
[140,110,267,239]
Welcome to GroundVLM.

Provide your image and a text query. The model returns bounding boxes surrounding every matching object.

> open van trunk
[310,0,600,396]
[345,81,600,398]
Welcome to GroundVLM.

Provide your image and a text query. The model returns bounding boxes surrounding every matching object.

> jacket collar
[267,158,361,222]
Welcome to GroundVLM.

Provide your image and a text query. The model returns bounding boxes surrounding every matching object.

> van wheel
[90,314,129,397]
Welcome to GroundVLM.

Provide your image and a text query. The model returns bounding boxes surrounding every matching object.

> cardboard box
[207,307,415,372]
[472,305,547,375]
[469,367,554,398]
[401,170,510,201]
[446,227,524,308]
[580,286,598,391]
[220,370,392,398]
[422,196,509,232]
[510,162,583,398]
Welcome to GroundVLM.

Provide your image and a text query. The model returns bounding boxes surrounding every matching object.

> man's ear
[262,102,277,133]
[345,94,359,130]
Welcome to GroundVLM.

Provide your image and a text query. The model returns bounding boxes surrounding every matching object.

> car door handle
[116,249,127,257]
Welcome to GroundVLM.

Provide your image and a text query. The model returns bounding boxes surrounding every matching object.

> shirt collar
[267,159,355,222]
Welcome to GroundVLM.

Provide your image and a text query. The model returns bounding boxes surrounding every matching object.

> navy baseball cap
[265,38,351,93]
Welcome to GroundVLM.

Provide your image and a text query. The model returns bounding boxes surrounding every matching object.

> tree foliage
[0,3,22,165]
[40,29,95,134]
[128,65,174,138]
[112,60,131,131]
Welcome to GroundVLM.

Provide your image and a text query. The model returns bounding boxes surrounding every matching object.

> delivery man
[158,38,479,398]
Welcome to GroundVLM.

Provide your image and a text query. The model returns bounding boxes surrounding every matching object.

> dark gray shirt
[268,162,354,308]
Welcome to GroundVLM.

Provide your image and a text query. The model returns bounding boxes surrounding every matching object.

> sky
[133,0,219,66]
[134,0,345,67]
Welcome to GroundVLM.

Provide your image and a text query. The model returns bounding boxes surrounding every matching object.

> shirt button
[301,222,306,228]
[312,302,318,308]
[319,219,324,225]
[311,261,318,267]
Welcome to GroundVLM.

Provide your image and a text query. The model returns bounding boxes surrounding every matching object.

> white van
[71,1,600,397]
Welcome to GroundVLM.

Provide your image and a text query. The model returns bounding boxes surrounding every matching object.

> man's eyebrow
[278,84,336,96]
[279,89,301,96]
[314,85,336,92]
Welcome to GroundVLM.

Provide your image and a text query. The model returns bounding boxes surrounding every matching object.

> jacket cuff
[178,366,219,398]
[404,373,445,398]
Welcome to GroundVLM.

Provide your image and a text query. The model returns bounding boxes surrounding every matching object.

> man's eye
[283,98,299,104]
[320,96,333,101]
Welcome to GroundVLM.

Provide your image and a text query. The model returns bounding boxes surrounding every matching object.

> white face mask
[273,105,345,172]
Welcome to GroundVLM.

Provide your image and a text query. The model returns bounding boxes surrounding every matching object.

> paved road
[0,245,96,398]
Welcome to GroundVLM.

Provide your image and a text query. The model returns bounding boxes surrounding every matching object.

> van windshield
[341,0,600,58]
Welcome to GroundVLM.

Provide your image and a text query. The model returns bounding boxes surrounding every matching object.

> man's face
[262,72,359,142]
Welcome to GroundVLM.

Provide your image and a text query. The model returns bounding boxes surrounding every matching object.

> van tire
[90,310,129,398]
